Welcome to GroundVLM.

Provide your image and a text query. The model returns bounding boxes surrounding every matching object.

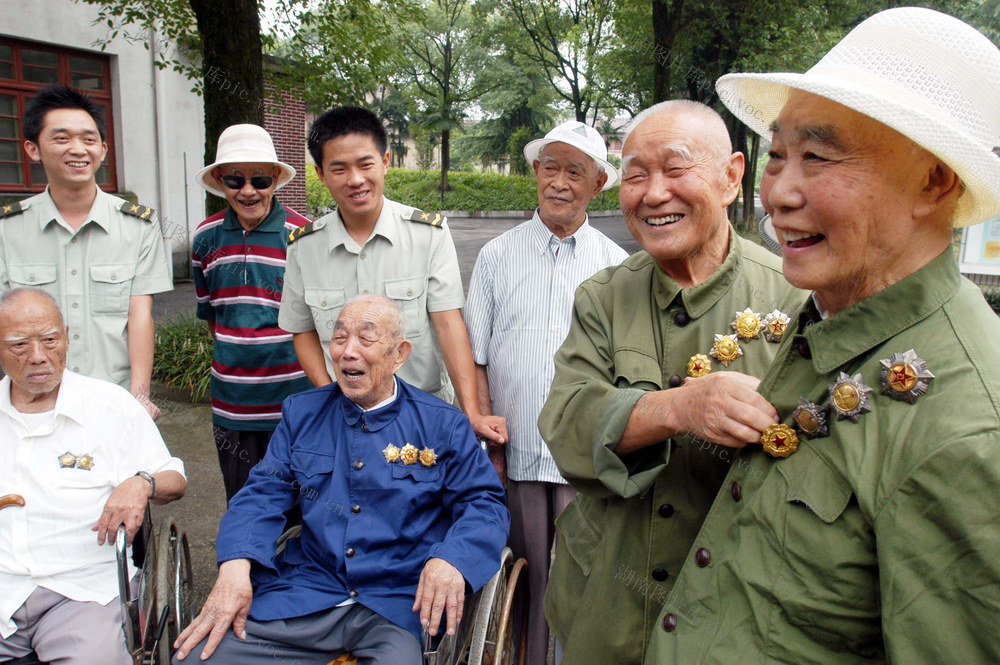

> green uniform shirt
[277,197,464,401]
[0,187,172,388]
[646,249,1000,664]
[538,231,807,665]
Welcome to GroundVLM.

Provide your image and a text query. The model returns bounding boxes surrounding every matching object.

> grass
[153,315,213,403]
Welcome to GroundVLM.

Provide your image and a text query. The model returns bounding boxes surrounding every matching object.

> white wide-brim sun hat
[716,7,1000,228]
[196,124,296,198]
[523,119,619,190]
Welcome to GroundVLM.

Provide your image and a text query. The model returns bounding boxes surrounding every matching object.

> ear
[532,160,541,177]
[314,163,324,178]
[913,159,961,219]
[393,339,413,369]
[382,150,391,169]
[24,140,40,162]
[721,151,745,206]
[591,170,609,197]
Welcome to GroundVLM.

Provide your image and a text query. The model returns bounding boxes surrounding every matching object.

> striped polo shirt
[192,200,313,430]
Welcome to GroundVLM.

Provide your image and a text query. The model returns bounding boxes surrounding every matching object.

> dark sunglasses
[220,174,275,190]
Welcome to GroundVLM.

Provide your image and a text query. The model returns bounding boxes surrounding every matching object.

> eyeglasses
[220,174,275,190]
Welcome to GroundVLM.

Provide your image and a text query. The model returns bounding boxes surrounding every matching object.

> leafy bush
[153,316,213,402]
[982,286,1000,314]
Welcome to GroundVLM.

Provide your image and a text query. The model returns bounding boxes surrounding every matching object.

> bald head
[0,288,68,408]
[0,288,63,332]
[340,294,406,343]
[622,100,733,171]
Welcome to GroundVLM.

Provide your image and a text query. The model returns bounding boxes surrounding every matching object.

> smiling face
[0,292,68,410]
[533,142,607,236]
[760,90,957,314]
[619,108,742,278]
[315,132,389,229]
[329,299,411,410]
[23,108,107,191]
[215,162,279,229]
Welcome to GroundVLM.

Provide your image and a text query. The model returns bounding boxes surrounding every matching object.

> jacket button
[651,568,669,582]
[351,505,361,514]
[321,300,327,307]
[731,481,742,502]
[353,460,364,470]
[662,613,677,632]
[796,338,811,359]
[658,504,675,519]
[349,588,358,598]
[407,289,413,296]
[673,311,690,327]
[110,273,117,280]
[668,374,682,388]
[346,548,356,558]
[695,548,711,567]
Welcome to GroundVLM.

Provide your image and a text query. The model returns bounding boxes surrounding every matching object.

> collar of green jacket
[652,224,748,318]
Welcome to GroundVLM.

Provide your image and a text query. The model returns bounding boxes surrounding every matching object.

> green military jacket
[646,250,1000,664]
[538,230,806,664]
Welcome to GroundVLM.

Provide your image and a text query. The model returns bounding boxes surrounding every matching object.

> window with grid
[0,37,117,193]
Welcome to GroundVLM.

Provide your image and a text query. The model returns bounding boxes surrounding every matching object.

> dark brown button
[353,460,364,470]
[731,481,742,502]
[658,504,675,519]
[349,588,358,598]
[651,568,669,582]
[695,548,711,567]
[674,311,690,327]
[346,548,356,558]
[351,505,361,514]
[796,338,811,359]
[662,613,677,632]
[668,374,682,388]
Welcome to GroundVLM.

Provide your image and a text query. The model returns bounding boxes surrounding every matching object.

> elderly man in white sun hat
[642,7,1000,664]
[192,124,312,503]
[464,119,627,665]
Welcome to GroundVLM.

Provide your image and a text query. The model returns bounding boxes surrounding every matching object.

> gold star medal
[791,398,829,438]
[58,452,77,468]
[419,448,437,467]
[760,423,799,458]
[730,308,762,340]
[762,310,791,343]
[709,334,743,367]
[826,372,873,423]
[400,443,419,465]
[879,349,934,404]
[382,444,400,463]
[687,354,712,378]
[76,454,94,470]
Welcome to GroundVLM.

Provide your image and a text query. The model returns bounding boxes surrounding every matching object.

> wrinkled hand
[92,476,150,546]
[675,372,778,448]
[471,414,507,446]
[413,558,466,637]
[133,391,161,421]
[174,559,253,661]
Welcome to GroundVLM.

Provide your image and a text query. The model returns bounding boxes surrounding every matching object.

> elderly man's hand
[92,476,150,546]
[174,559,253,661]
[413,557,466,637]
[471,413,507,446]
[133,390,161,421]
[675,372,779,447]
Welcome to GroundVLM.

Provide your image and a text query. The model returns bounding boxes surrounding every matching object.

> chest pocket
[8,264,58,299]
[384,277,427,338]
[89,264,134,314]
[391,462,441,487]
[304,288,345,342]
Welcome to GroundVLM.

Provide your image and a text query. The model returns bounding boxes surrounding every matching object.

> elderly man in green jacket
[641,8,1000,664]
[538,100,805,664]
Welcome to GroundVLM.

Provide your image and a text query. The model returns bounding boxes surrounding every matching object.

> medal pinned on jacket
[879,349,934,404]
[826,372,874,423]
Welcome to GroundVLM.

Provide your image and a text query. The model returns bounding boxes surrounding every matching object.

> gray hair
[342,294,406,342]
[622,100,732,162]
[0,287,63,324]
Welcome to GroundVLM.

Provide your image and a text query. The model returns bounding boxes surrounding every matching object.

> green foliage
[982,286,1000,314]
[306,167,334,218]
[507,127,535,175]
[153,316,213,403]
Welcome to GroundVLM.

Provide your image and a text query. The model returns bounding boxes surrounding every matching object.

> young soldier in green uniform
[278,106,505,442]
[538,101,806,665]
[643,8,1000,663]
[0,85,171,420]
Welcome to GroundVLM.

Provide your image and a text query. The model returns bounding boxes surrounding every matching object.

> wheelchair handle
[0,494,25,510]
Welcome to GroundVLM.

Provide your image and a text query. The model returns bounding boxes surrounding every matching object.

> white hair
[342,294,406,341]
[0,287,62,324]
[622,100,732,161]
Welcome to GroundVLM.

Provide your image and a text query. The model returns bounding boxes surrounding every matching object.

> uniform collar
[222,198,288,233]
[800,248,961,373]
[0,370,87,427]
[528,210,589,257]
[338,377,405,432]
[36,185,113,234]
[652,224,744,319]
[328,197,397,253]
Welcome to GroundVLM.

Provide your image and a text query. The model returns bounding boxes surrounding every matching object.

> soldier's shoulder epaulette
[407,209,446,228]
[287,220,325,244]
[119,201,156,222]
[0,201,28,220]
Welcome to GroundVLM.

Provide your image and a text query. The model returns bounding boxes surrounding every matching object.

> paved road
[149,213,641,611]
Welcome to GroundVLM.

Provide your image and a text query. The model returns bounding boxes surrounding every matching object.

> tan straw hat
[716,7,1000,227]
[524,120,619,190]
[196,124,296,198]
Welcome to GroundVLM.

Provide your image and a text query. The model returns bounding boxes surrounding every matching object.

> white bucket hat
[196,124,296,198]
[716,7,1000,228]
[523,120,619,190]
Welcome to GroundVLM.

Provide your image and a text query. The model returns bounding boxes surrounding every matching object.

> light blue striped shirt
[465,212,629,483]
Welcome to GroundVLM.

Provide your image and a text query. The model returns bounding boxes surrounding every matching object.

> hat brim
[523,137,619,190]
[717,71,1000,227]
[195,159,296,199]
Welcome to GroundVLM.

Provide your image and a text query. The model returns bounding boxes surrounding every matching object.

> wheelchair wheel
[154,520,194,664]
[468,547,514,665]
[493,558,527,665]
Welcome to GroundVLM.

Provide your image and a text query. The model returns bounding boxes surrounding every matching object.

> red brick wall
[263,77,307,216]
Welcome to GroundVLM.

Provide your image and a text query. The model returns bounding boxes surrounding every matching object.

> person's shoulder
[286,215,329,246]
[114,196,158,224]
[587,250,656,286]
[584,224,629,258]
[737,234,784,274]
[63,371,142,415]
[281,205,311,229]
[398,379,464,419]
[194,210,228,236]
[0,198,34,222]
[391,198,448,230]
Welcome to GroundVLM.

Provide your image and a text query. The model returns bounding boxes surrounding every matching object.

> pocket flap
[8,264,57,286]
[290,451,336,477]
[391,463,441,483]
[554,499,602,576]
[89,264,135,284]
[384,277,425,301]
[776,444,852,524]
[304,288,345,310]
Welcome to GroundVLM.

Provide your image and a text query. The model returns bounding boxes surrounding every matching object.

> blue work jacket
[215,378,510,640]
